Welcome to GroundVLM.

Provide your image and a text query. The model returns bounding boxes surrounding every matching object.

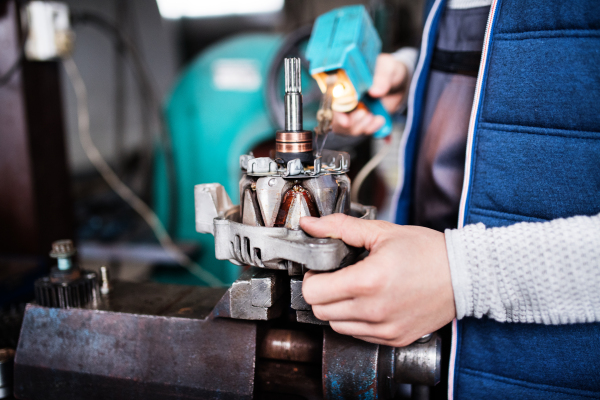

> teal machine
[155,5,390,285]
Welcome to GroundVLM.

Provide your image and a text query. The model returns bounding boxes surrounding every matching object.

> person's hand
[300,214,455,347]
[332,53,410,136]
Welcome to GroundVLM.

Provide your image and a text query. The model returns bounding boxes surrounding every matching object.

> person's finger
[351,335,396,346]
[370,58,409,99]
[330,321,402,342]
[333,111,350,128]
[363,115,385,134]
[303,252,391,305]
[349,108,369,125]
[303,261,367,304]
[311,298,387,322]
[300,214,383,249]
[350,112,377,135]
[380,93,404,113]
[369,56,395,98]
[329,321,380,337]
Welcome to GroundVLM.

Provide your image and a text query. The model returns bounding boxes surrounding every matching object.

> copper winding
[274,185,320,227]
[276,131,313,143]
[276,142,313,153]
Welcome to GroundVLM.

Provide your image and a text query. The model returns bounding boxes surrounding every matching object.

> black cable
[70,11,179,234]
[0,50,24,88]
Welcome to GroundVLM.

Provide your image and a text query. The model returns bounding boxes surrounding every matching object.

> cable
[71,11,179,231]
[63,56,224,287]
[350,136,393,204]
[0,50,24,88]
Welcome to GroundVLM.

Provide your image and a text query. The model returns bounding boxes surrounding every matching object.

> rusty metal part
[395,332,442,386]
[48,266,81,283]
[258,329,322,363]
[211,268,285,321]
[275,141,313,153]
[0,348,15,399]
[34,269,100,309]
[323,328,381,399]
[15,278,443,399]
[290,277,310,311]
[255,360,322,400]
[296,310,328,326]
[14,282,256,400]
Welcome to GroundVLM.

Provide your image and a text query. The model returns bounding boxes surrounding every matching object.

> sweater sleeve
[392,47,419,79]
[445,213,600,324]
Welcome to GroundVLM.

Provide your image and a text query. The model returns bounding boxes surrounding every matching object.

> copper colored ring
[276,131,312,142]
[276,142,313,153]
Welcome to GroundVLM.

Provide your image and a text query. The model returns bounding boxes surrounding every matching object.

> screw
[100,266,110,295]
[50,239,76,271]
[268,178,277,187]
[416,333,433,343]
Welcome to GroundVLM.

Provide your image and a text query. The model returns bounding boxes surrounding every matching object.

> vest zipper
[449,1,501,399]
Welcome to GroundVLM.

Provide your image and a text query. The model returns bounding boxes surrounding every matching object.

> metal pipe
[284,57,302,132]
[258,328,322,363]
[255,359,322,400]
[394,332,442,386]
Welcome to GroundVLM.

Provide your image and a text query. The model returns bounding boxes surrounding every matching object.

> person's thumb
[300,214,380,250]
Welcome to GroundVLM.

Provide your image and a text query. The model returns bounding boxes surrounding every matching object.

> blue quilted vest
[392,0,600,398]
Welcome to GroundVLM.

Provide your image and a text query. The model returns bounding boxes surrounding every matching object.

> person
[300,0,600,398]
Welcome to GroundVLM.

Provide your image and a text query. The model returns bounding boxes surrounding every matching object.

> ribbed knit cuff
[445,228,473,319]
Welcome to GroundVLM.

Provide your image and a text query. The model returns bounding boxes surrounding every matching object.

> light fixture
[156,0,285,19]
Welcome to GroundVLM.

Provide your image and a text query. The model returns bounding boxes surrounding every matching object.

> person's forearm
[445,213,600,324]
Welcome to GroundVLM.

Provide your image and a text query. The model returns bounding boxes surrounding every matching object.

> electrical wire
[71,12,179,231]
[350,136,393,204]
[0,50,24,88]
[63,56,224,287]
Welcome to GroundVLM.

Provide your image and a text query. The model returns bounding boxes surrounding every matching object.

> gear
[34,270,100,309]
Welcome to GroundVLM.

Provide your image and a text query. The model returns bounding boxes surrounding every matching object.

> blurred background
[0,0,426,348]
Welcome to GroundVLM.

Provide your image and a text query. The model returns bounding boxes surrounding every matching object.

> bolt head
[50,239,76,258]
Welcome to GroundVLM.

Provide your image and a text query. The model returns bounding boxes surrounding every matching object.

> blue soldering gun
[306,5,393,139]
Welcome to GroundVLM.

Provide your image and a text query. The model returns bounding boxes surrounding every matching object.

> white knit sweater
[445,213,600,324]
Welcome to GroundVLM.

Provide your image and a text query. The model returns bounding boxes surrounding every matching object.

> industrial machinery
[13,58,441,400]
[194,57,374,324]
